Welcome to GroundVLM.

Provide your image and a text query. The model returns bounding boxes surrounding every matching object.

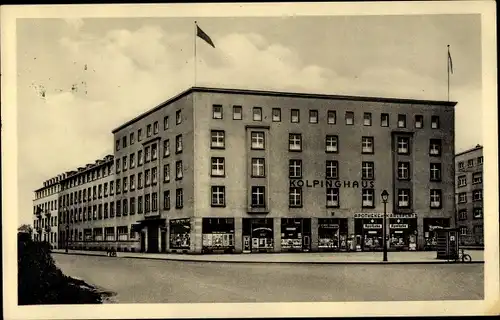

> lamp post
[381,190,389,262]
[65,225,69,253]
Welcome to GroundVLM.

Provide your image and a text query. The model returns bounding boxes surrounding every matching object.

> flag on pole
[448,47,453,74]
[196,24,215,48]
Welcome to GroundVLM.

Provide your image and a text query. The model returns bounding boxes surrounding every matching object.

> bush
[18,234,103,305]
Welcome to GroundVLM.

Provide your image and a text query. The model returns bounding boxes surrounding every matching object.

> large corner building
[34,87,457,253]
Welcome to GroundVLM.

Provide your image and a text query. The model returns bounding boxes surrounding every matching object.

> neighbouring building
[455,144,484,247]
[33,175,62,249]
[34,86,457,253]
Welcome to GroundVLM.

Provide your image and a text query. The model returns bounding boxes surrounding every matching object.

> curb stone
[52,251,484,265]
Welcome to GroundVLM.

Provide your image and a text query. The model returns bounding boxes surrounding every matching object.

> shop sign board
[364,224,382,229]
[390,224,409,229]
[319,223,339,229]
[354,213,417,219]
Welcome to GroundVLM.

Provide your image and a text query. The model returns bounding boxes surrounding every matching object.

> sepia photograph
[1,1,498,319]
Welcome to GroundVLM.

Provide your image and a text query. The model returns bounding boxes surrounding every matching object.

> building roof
[112,86,458,133]
[455,144,483,158]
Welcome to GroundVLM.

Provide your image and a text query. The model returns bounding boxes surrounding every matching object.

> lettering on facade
[354,213,417,219]
[389,224,409,229]
[289,179,375,188]
[363,224,382,229]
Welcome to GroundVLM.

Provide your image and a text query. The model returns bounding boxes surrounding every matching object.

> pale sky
[16,14,483,226]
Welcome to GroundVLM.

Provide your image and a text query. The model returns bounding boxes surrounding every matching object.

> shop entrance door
[140,232,146,252]
[243,236,251,252]
[303,235,310,251]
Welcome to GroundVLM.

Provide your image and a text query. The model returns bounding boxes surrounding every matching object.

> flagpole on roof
[194,21,197,87]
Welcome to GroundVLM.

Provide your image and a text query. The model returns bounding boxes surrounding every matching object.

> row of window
[34,200,59,214]
[458,156,484,170]
[61,189,184,224]
[63,226,133,241]
[212,130,443,156]
[59,162,184,207]
[35,185,62,199]
[62,163,114,190]
[457,190,483,203]
[208,186,445,209]
[116,111,182,151]
[115,135,183,173]
[457,172,483,187]
[459,225,483,236]
[458,208,483,220]
[212,104,442,129]
[210,157,444,181]
[34,216,58,229]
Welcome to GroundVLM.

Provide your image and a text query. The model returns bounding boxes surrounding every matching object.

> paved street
[53,254,483,303]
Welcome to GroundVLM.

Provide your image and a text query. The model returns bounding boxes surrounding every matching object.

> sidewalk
[52,249,484,264]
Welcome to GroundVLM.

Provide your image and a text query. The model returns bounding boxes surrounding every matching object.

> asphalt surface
[53,254,484,303]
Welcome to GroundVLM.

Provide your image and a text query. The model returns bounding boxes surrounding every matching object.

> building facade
[57,155,124,251]
[455,144,484,246]
[109,87,456,253]
[33,175,62,249]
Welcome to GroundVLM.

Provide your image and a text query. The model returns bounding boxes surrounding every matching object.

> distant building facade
[34,87,457,253]
[455,145,484,246]
[33,176,62,249]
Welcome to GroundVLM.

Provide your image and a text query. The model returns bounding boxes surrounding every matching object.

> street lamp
[381,190,389,262]
[65,225,69,253]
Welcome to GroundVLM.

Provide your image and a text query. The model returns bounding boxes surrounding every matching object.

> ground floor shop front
[134,215,452,254]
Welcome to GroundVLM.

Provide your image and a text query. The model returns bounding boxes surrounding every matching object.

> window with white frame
[253,107,262,121]
[381,113,389,127]
[362,162,374,180]
[430,189,442,208]
[176,110,182,125]
[289,159,302,178]
[175,135,182,153]
[430,163,442,181]
[251,158,265,177]
[460,226,467,236]
[145,169,151,186]
[130,153,135,168]
[163,190,170,210]
[291,109,300,123]
[289,187,302,207]
[163,164,170,183]
[176,161,183,180]
[163,139,170,157]
[138,172,143,189]
[363,112,372,126]
[467,159,474,168]
[116,159,121,173]
[458,161,465,170]
[431,116,440,129]
[233,105,242,120]
[415,115,424,128]
[458,175,467,187]
[153,121,159,134]
[176,189,183,208]
[251,186,266,207]
[272,108,281,122]
[152,143,158,160]
[362,189,375,207]
[309,110,318,123]
[289,133,302,151]
[473,172,482,184]
[473,208,483,219]
[130,175,135,190]
[397,137,410,154]
[152,167,158,184]
[326,188,339,207]
[138,129,143,141]
[145,194,150,212]
[211,130,225,149]
[473,189,482,201]
[397,114,406,128]
[212,104,223,119]
[398,162,410,180]
[477,156,483,165]
[325,135,338,153]
[345,111,354,125]
[164,116,169,130]
[251,131,265,149]
[145,146,151,162]
[362,136,374,153]
[123,177,128,192]
[211,186,225,207]
[327,110,336,124]
[211,157,225,177]
[138,150,143,166]
[147,124,152,137]
[458,192,467,203]
[397,189,410,208]
[459,210,468,220]
[326,160,338,179]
